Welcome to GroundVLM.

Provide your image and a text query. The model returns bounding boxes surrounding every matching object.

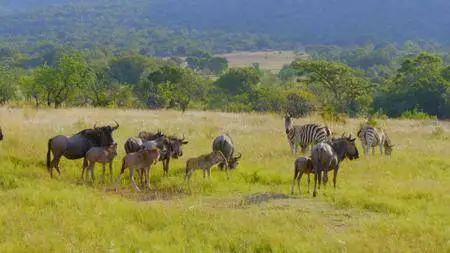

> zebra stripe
[286,123,331,154]
[357,125,393,155]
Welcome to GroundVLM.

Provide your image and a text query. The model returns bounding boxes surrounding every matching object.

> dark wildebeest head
[331,135,359,161]
[0,126,3,141]
[87,121,120,146]
[138,130,165,141]
[168,135,189,159]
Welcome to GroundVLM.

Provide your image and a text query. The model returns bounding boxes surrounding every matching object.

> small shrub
[320,106,347,124]
[283,92,314,117]
[401,108,436,120]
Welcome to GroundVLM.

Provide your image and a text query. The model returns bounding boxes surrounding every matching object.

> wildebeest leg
[164,159,170,176]
[207,168,212,179]
[290,167,300,195]
[129,168,141,192]
[317,170,322,190]
[379,144,383,155]
[90,163,95,183]
[81,160,87,181]
[333,168,338,189]
[146,166,151,190]
[109,163,113,183]
[313,170,319,197]
[203,168,206,179]
[307,173,310,193]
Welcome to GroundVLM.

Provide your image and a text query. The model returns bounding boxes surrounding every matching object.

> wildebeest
[311,135,359,197]
[357,125,394,156]
[212,134,242,171]
[124,132,188,175]
[46,121,119,178]
[290,156,313,195]
[185,150,228,183]
[115,148,161,192]
[82,143,118,183]
[0,126,3,141]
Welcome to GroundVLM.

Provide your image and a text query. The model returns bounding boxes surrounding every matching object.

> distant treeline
[0,41,449,119]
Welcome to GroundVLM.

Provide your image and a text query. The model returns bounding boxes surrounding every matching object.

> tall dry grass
[0,107,449,252]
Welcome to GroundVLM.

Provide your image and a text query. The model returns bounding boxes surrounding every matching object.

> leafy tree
[0,66,17,104]
[32,53,91,108]
[205,57,228,75]
[290,60,372,115]
[108,55,148,85]
[375,53,450,118]
[214,67,261,95]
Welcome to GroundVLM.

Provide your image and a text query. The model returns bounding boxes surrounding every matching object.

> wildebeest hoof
[313,191,317,197]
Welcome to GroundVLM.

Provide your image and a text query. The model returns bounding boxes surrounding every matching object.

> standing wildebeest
[185,150,228,183]
[115,148,161,192]
[124,132,188,175]
[82,143,118,183]
[285,113,332,154]
[46,121,119,178]
[311,135,359,197]
[290,156,314,195]
[357,125,394,156]
[0,126,3,141]
[212,134,242,171]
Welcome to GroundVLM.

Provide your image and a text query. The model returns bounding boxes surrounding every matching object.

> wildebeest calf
[290,156,314,195]
[115,148,160,192]
[185,151,228,183]
[82,143,118,183]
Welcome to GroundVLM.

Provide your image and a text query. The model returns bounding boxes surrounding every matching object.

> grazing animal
[0,126,3,141]
[82,143,118,183]
[212,134,242,170]
[357,125,394,156]
[290,156,314,195]
[311,135,359,197]
[115,148,161,192]
[285,113,331,154]
[46,121,119,178]
[124,133,188,175]
[185,151,228,183]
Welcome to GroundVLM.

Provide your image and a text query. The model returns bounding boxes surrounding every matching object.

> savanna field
[0,107,449,252]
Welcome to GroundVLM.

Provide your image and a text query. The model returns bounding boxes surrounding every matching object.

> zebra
[284,114,332,154]
[357,125,394,156]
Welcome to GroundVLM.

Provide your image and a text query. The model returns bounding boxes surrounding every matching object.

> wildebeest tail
[46,138,52,171]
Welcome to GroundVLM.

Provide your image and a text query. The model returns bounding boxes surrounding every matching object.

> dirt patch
[104,186,188,202]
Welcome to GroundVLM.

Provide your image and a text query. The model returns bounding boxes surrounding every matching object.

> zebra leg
[379,144,383,155]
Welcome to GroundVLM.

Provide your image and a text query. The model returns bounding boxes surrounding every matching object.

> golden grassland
[0,107,449,252]
[216,51,306,73]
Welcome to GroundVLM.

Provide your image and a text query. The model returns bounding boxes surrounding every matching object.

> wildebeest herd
[0,114,394,197]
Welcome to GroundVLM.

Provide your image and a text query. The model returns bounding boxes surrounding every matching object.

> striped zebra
[284,114,332,154]
[357,125,394,156]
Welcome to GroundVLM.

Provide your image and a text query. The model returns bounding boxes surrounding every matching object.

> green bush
[400,108,436,120]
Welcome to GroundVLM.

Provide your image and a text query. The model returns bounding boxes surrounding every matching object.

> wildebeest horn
[181,134,185,141]
[93,123,98,129]
[235,152,242,159]
[113,120,119,130]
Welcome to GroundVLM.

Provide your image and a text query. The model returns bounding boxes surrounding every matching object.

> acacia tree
[290,60,372,115]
